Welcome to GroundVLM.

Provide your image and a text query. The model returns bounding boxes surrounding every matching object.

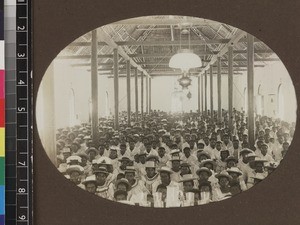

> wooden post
[201,74,204,114]
[149,78,152,113]
[198,76,200,114]
[210,65,214,118]
[113,48,119,130]
[228,46,233,131]
[126,60,131,126]
[146,75,149,114]
[141,71,144,123]
[204,70,207,115]
[247,34,255,149]
[91,30,99,144]
[135,68,138,122]
[217,57,222,121]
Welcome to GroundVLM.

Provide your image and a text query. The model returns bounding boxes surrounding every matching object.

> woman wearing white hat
[141,161,160,194]
[82,175,98,194]
[212,171,232,202]
[227,167,247,191]
[125,166,149,205]
[94,166,114,200]
[66,165,85,189]
[152,166,180,195]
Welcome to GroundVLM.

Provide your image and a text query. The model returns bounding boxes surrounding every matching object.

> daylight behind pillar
[113,48,119,130]
[247,34,255,148]
[135,68,138,122]
[126,60,131,126]
[210,65,214,118]
[217,57,222,121]
[91,30,99,144]
[228,46,233,131]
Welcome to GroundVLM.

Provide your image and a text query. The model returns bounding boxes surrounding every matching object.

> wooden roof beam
[199,29,247,75]
[71,57,279,67]
[57,49,274,60]
[98,27,150,78]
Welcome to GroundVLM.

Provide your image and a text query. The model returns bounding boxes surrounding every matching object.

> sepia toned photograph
[36,15,296,207]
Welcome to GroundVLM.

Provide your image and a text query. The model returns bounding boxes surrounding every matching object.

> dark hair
[198,181,212,192]
[156,184,167,191]
[116,173,125,180]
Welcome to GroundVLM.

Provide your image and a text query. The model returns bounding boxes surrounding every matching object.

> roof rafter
[98,27,150,77]
[199,29,247,75]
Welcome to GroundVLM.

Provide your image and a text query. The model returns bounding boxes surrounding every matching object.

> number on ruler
[19,215,26,220]
[18,80,25,85]
[17,26,26,31]
[18,107,26,112]
[18,188,26,193]
[17,53,26,58]
[18,161,26,166]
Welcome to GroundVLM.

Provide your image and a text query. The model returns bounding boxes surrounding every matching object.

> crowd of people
[55,109,294,207]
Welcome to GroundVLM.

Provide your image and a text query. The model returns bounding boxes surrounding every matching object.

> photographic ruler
[4,0,32,224]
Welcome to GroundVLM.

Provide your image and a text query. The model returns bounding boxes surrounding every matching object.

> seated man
[216,149,230,173]
[157,146,170,168]
[169,156,182,182]
[181,147,197,167]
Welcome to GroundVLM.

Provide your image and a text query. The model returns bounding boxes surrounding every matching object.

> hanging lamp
[169,26,202,73]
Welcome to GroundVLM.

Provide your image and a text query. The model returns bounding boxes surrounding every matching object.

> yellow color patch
[0,128,4,157]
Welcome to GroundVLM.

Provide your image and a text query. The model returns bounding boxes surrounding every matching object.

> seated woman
[213,171,232,202]
[226,167,247,191]
[198,181,213,205]
[179,174,197,204]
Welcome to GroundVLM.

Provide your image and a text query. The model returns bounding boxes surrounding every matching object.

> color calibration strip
[4,0,17,224]
[4,0,32,224]
[0,0,5,224]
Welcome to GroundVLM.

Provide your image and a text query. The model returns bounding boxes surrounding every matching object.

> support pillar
[113,48,119,130]
[146,75,149,114]
[247,34,255,149]
[228,46,233,131]
[91,30,99,144]
[210,65,214,118]
[135,68,138,122]
[126,60,131,126]
[204,70,207,115]
[141,72,144,123]
[217,57,222,121]
[201,74,204,114]
[149,78,152,113]
[198,76,200,114]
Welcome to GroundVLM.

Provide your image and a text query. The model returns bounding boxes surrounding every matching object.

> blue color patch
[0,185,4,214]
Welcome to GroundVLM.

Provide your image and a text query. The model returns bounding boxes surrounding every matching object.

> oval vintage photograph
[36,16,296,207]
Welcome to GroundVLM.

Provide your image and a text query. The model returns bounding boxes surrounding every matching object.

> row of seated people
[56,110,293,206]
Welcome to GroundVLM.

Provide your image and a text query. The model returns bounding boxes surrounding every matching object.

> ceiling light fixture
[169,26,202,73]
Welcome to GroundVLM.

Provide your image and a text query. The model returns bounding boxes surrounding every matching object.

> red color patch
[0,99,4,127]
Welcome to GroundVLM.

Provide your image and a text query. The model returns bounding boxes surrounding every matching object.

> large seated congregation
[56,109,294,207]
